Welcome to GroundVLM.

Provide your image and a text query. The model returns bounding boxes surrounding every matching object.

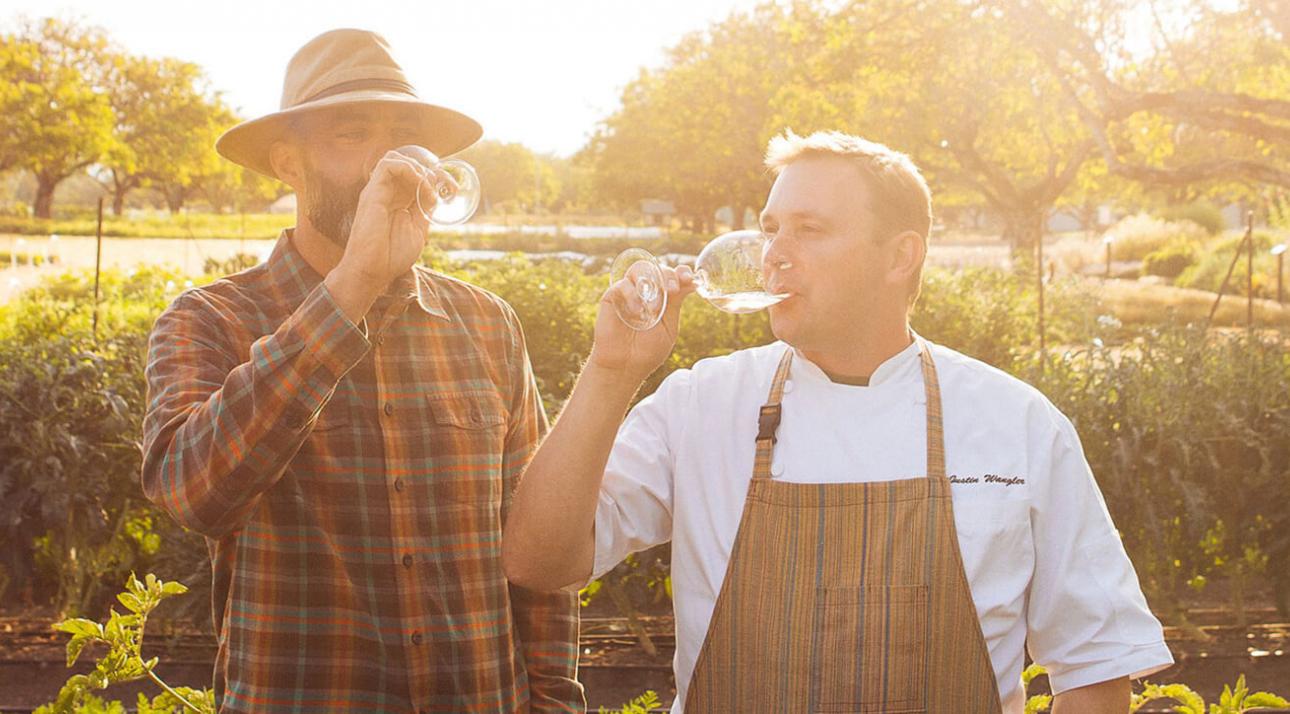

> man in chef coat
[502,130,1173,713]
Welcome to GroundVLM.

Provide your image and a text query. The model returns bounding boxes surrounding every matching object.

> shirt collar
[790,329,925,388]
[265,229,449,321]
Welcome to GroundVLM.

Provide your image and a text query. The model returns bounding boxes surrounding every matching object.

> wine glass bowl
[365,150,481,227]
[607,229,788,330]
[417,158,480,226]
[693,229,789,314]
[609,248,668,330]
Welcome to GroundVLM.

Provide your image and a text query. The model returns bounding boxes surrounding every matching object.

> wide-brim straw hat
[216,28,482,179]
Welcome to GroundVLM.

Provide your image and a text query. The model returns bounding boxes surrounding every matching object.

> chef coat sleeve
[1024,403,1175,694]
[586,368,691,583]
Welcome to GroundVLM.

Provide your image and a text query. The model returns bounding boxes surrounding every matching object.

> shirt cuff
[290,282,371,379]
[589,494,622,584]
[1046,640,1175,695]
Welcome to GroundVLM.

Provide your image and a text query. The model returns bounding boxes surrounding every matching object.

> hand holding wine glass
[361,145,480,227]
[329,146,483,322]
[590,262,695,381]
[607,229,789,331]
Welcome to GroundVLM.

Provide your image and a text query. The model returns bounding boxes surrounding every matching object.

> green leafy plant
[0,266,210,615]
[1105,214,1208,263]
[1024,665,1289,713]
[1026,324,1290,624]
[1022,663,1053,714]
[1160,203,1226,236]
[598,689,661,714]
[37,573,214,714]
[1131,675,1289,713]
[201,251,260,276]
[1175,229,1285,297]
[1142,239,1200,279]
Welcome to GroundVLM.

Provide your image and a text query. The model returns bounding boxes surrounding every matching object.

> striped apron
[683,340,1002,713]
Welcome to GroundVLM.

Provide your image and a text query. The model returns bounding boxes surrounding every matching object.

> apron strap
[752,347,795,481]
[753,337,947,481]
[916,337,947,480]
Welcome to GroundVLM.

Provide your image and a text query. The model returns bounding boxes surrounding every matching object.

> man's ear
[888,230,927,284]
[269,140,303,190]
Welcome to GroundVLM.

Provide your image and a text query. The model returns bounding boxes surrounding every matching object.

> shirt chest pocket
[421,391,508,505]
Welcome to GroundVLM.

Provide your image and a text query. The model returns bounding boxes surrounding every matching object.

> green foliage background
[1,255,1287,630]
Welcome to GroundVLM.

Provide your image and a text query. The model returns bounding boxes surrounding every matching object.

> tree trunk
[108,171,137,216]
[33,175,58,219]
[165,185,186,214]
[1000,206,1047,258]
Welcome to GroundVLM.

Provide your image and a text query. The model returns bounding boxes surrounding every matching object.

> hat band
[299,78,417,105]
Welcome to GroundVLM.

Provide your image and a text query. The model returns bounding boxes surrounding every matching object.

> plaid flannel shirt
[141,231,582,713]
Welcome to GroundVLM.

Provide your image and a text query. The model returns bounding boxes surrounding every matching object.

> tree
[583,4,827,231]
[0,34,41,175]
[458,140,560,214]
[149,99,236,214]
[547,154,594,214]
[199,160,281,214]
[1,17,116,218]
[1000,0,1290,203]
[767,0,1103,254]
[97,55,224,215]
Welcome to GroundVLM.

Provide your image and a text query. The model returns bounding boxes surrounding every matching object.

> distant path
[0,233,1015,305]
[1,234,277,304]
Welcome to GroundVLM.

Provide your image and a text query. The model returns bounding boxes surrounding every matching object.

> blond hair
[765,130,932,307]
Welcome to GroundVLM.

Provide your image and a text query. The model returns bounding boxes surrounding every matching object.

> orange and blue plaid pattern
[141,232,582,713]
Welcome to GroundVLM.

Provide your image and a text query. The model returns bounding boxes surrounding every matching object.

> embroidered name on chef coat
[950,473,1027,486]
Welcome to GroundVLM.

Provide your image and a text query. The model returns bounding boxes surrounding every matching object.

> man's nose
[762,231,793,271]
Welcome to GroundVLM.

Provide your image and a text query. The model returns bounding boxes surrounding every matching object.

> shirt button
[402,553,413,568]
[384,402,394,416]
[771,461,785,477]
[410,632,423,646]
[782,380,794,394]
[394,478,405,492]
[376,334,386,346]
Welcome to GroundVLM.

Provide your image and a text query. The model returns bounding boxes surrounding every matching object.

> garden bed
[1,608,1286,712]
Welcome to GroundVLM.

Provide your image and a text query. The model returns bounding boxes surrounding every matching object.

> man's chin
[767,307,800,345]
[309,213,355,249]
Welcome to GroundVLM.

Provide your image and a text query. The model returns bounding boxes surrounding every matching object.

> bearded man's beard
[302,162,367,248]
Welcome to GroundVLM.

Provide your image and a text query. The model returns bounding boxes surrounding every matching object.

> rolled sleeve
[1025,408,1174,694]
[588,369,689,583]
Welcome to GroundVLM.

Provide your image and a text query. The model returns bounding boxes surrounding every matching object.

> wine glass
[366,150,481,226]
[610,248,669,330]
[609,229,790,330]
[415,158,480,226]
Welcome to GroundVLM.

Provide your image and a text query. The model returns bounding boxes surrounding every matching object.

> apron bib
[683,340,1002,713]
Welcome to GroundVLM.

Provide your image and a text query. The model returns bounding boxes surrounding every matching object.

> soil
[2,604,1287,713]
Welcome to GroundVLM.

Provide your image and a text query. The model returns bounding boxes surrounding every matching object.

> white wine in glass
[609,229,789,330]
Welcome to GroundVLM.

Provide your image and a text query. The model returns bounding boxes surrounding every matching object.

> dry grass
[1096,278,1290,330]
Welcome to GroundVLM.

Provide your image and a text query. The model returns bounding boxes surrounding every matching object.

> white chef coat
[590,336,1173,713]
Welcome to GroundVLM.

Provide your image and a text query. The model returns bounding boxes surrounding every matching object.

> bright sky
[3,0,770,157]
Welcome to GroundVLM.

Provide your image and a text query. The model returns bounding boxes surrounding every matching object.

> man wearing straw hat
[141,29,583,713]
